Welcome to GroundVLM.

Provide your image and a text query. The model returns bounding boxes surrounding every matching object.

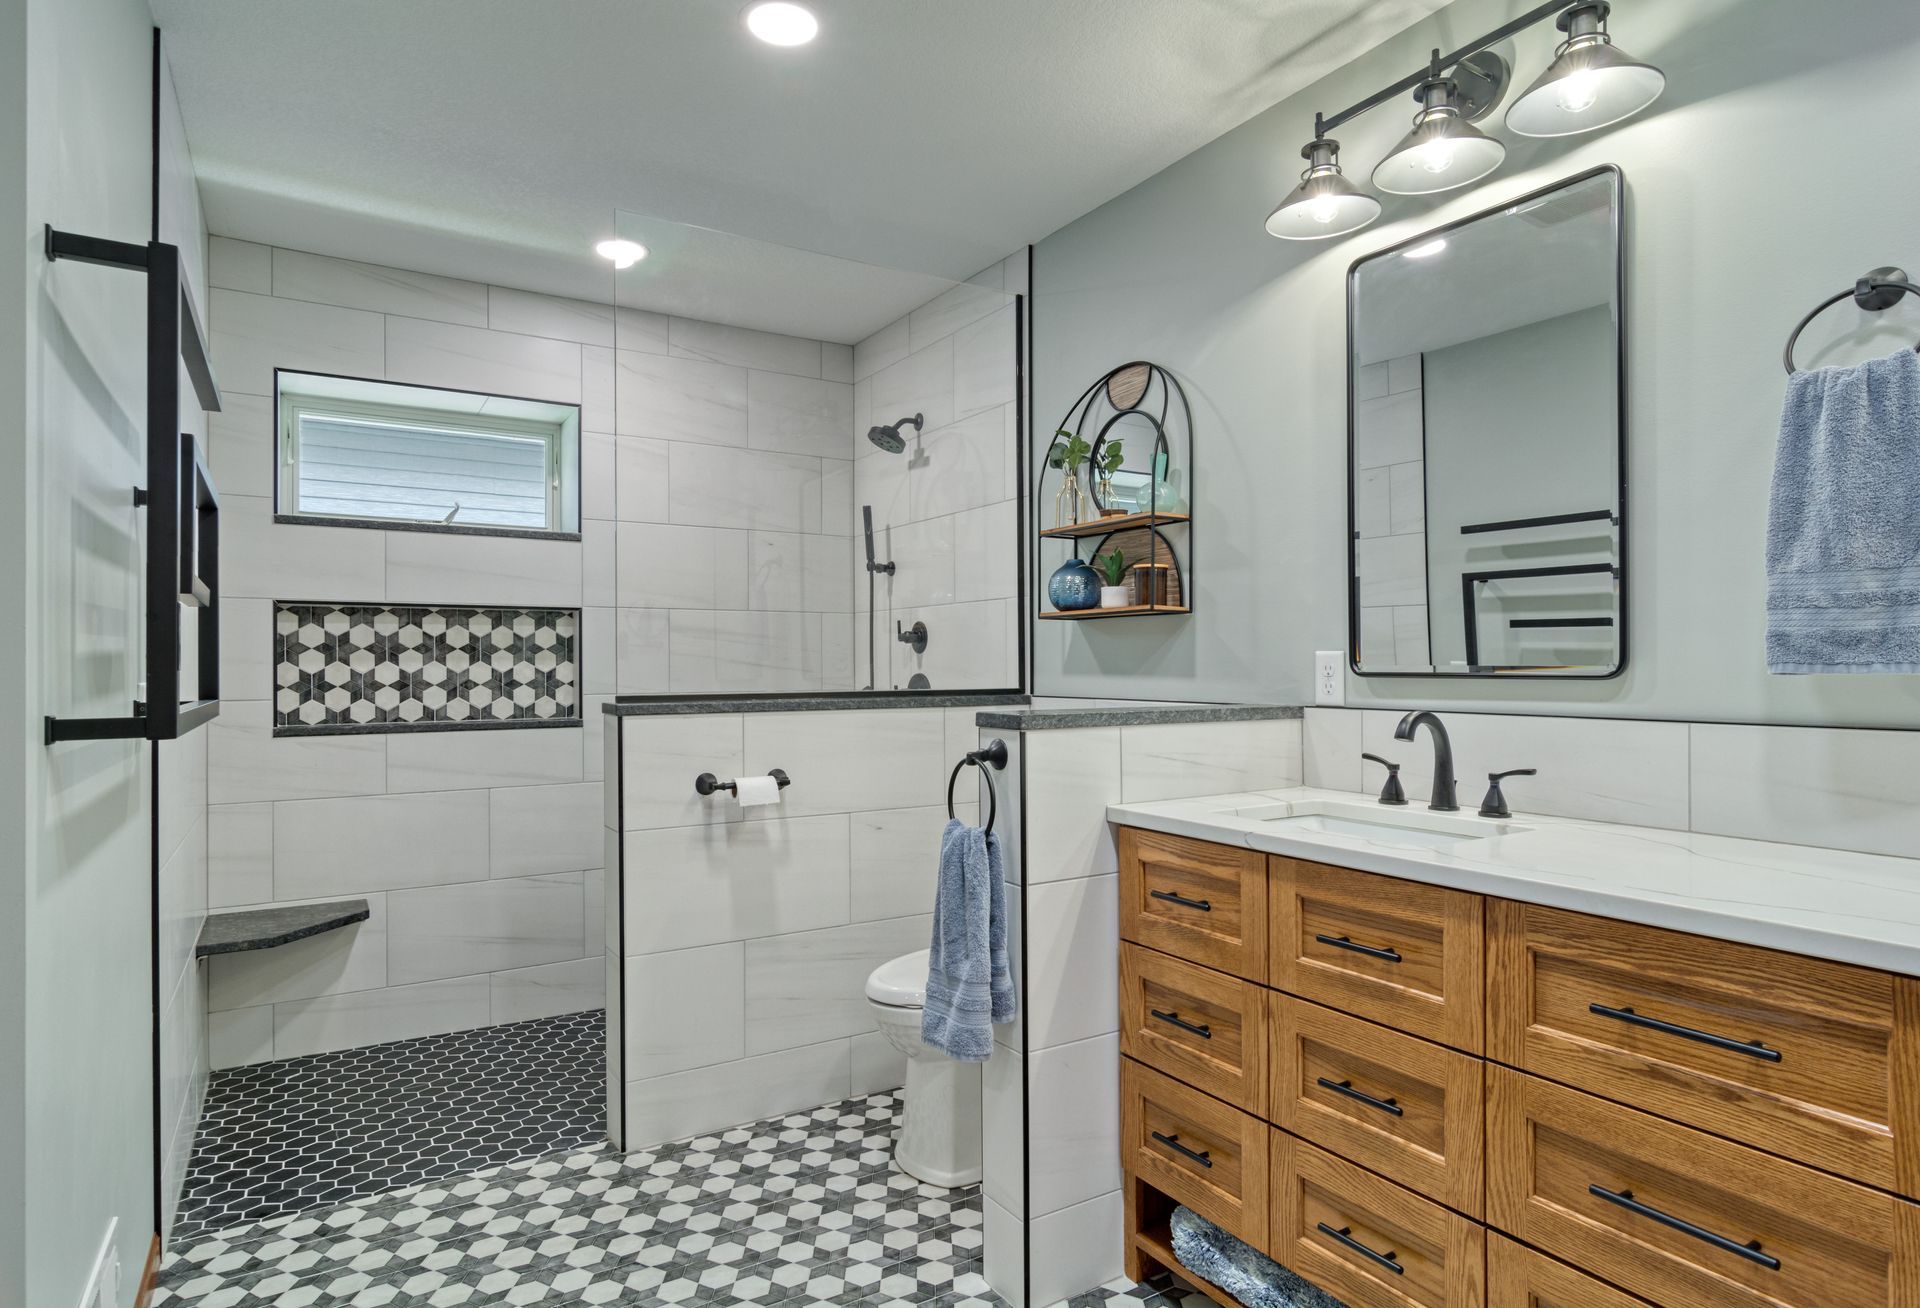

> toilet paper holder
[695,768,791,797]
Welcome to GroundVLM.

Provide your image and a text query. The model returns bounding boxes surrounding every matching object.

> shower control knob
[896,620,928,654]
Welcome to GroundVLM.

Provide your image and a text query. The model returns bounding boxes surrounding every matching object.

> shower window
[276,370,582,537]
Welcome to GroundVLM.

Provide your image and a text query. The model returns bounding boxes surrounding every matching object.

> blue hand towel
[921,818,1016,1060]
[1169,1206,1346,1308]
[1767,347,1920,672]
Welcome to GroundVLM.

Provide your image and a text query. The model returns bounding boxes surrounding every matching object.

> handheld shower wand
[862,505,894,689]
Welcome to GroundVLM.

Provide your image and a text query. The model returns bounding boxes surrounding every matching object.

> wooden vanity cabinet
[1116,821,1920,1308]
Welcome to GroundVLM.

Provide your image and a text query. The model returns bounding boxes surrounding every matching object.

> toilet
[865,949,983,1188]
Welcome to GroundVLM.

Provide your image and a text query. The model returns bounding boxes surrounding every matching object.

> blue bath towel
[1169,1206,1346,1308]
[921,819,1016,1061]
[1768,347,1920,672]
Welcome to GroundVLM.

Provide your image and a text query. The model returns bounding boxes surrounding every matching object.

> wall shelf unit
[1039,510,1191,541]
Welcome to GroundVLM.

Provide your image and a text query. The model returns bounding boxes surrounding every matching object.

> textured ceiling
[151,0,1450,340]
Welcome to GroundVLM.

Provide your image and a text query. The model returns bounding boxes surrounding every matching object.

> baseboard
[133,1234,160,1308]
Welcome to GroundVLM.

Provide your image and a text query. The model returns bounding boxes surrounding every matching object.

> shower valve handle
[896,620,928,654]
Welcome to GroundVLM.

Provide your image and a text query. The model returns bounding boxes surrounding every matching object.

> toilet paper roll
[733,775,782,808]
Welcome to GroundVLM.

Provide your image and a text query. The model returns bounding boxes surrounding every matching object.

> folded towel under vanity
[1168,1206,1346,1308]
[1767,347,1920,672]
[920,819,1016,1061]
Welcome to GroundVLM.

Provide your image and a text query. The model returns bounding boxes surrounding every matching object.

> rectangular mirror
[1347,166,1624,678]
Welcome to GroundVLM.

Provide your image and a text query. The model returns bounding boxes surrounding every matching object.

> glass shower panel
[609,210,1020,694]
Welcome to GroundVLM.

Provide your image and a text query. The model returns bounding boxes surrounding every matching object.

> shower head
[866,413,923,454]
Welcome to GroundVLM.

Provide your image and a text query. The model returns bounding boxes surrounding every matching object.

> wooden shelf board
[1038,605,1190,621]
[1131,1225,1251,1308]
[1038,511,1190,540]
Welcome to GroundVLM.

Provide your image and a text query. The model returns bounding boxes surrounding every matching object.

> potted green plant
[1095,441,1125,515]
[1047,429,1092,527]
[1097,547,1130,608]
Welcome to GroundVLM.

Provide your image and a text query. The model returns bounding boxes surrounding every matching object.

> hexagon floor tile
[158,1088,1205,1307]
[171,1008,605,1244]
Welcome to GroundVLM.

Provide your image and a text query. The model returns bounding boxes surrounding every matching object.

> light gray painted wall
[17,0,166,1300]
[1031,0,1920,727]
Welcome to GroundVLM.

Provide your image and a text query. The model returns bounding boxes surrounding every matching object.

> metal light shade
[1506,36,1664,136]
[1372,81,1506,196]
[1267,139,1382,240]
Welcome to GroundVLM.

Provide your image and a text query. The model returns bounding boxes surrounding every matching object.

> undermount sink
[1235,799,1529,850]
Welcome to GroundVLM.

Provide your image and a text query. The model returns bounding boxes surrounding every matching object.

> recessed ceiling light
[1402,239,1449,259]
[594,239,648,269]
[743,1,818,46]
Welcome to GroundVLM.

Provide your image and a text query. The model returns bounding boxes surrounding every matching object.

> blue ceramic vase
[1048,558,1101,611]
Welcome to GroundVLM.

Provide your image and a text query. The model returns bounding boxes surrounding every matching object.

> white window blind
[291,410,556,530]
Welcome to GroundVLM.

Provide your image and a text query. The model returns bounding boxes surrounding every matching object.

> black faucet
[1393,711,1458,811]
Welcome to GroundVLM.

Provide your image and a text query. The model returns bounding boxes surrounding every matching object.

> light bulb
[594,239,648,270]
[1556,68,1599,113]
[1310,196,1339,225]
[1417,140,1457,175]
[743,1,818,46]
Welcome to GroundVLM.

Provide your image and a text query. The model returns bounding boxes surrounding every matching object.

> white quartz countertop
[1107,787,1920,977]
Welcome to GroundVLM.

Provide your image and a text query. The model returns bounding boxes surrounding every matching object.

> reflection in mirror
[1348,167,1623,677]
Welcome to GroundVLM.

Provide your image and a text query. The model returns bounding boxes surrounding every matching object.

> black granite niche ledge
[196,899,371,958]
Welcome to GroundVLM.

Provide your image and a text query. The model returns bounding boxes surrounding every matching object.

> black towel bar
[947,739,1009,835]
[1783,266,1920,374]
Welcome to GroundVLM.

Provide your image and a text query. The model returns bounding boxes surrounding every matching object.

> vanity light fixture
[1372,76,1507,196]
[1506,2,1665,137]
[594,238,648,269]
[743,1,819,47]
[1265,137,1383,240]
[1265,1,1663,239]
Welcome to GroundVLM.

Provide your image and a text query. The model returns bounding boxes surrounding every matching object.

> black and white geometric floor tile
[158,1091,1199,1307]
[172,1009,605,1244]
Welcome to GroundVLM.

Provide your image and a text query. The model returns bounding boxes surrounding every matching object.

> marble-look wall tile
[209,1005,274,1071]
[221,494,386,601]
[1691,723,1920,858]
[671,318,821,378]
[748,370,854,460]
[272,975,491,1061]
[1020,728,1121,885]
[617,307,670,356]
[668,610,822,692]
[272,789,490,898]
[908,282,1005,353]
[490,782,604,877]
[952,304,1016,419]
[1356,533,1426,609]
[849,803,970,922]
[1119,719,1302,803]
[210,289,385,392]
[615,350,747,447]
[624,942,744,1078]
[622,1038,850,1149]
[614,435,671,523]
[741,914,931,1054]
[615,607,672,694]
[871,335,954,436]
[1027,1033,1122,1215]
[218,596,273,705]
[385,725,582,793]
[208,802,275,908]
[208,892,388,1011]
[271,248,488,326]
[952,501,1017,604]
[207,392,274,498]
[668,443,824,533]
[1353,389,1423,469]
[615,522,748,609]
[208,236,271,293]
[854,316,908,383]
[1360,709,1690,830]
[821,342,854,384]
[581,431,616,522]
[741,708,945,818]
[583,344,616,431]
[580,607,615,696]
[487,286,614,346]
[887,513,956,609]
[209,700,385,805]
[1013,874,1118,1053]
[490,956,605,1025]
[621,814,850,952]
[849,1031,904,1096]
[620,713,745,831]
[384,315,582,403]
[746,530,852,613]
[386,872,585,985]
[1029,1192,1126,1308]
[1303,707,1363,793]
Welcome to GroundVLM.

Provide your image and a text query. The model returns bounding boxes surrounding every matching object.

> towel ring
[1783,267,1920,374]
[947,738,1009,835]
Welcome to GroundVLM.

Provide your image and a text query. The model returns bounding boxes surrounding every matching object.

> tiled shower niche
[274,602,580,735]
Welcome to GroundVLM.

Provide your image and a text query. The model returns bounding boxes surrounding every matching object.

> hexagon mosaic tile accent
[273,602,580,734]
[160,1087,1201,1307]
[172,1009,605,1244]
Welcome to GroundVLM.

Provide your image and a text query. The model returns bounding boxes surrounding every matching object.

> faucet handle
[1479,768,1536,819]
[1361,753,1407,807]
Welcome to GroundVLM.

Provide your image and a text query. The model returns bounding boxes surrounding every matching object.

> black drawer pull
[1150,1131,1213,1169]
[1150,1009,1213,1040]
[1150,889,1213,912]
[1588,1004,1782,1063]
[1316,1223,1403,1275]
[1588,1186,1781,1271]
[1317,1077,1404,1117]
[1315,933,1402,964]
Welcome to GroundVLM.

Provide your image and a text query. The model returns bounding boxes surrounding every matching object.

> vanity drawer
[1488,1235,1654,1308]
[1272,994,1484,1216]
[1271,1131,1486,1308]
[1119,828,1267,982]
[1120,942,1267,1116]
[1121,1056,1269,1245]
[1486,1065,1920,1308]
[1487,899,1920,1193]
[1270,858,1484,1053]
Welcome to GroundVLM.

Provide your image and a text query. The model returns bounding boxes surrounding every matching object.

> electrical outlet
[1314,651,1345,706]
